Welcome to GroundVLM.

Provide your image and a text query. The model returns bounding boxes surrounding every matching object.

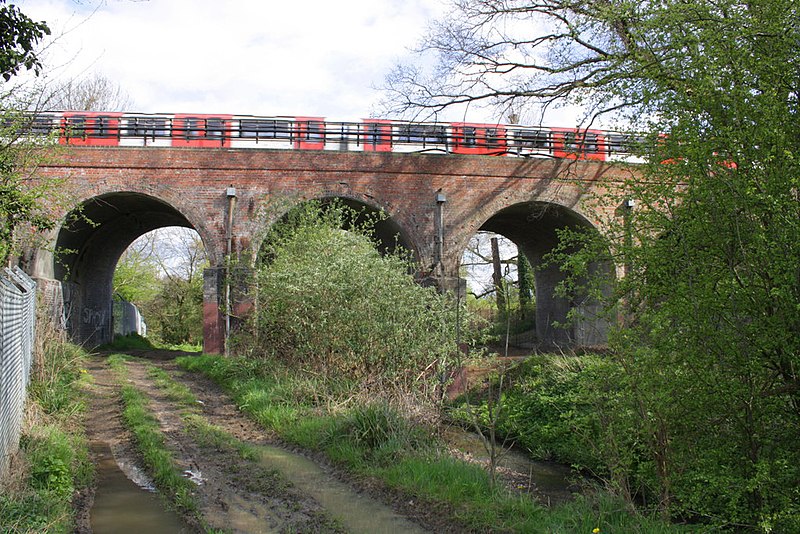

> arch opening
[257,197,416,263]
[463,201,613,349]
[52,192,202,347]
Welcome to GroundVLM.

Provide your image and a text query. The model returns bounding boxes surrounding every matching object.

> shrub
[245,200,460,396]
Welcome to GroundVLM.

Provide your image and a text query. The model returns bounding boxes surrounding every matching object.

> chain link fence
[0,267,36,480]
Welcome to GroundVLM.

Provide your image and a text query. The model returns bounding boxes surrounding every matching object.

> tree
[0,1,49,82]
[247,200,459,394]
[390,1,800,529]
[113,232,161,304]
[45,72,133,111]
[114,227,207,345]
[0,2,52,266]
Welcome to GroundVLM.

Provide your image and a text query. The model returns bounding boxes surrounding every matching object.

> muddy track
[79,352,467,533]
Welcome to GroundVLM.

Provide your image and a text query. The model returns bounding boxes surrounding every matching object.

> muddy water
[442,427,577,505]
[256,445,428,534]
[90,442,191,533]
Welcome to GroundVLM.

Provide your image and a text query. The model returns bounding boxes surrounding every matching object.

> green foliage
[0,1,56,265]
[324,403,434,465]
[245,199,459,394]
[102,332,155,351]
[30,456,72,498]
[112,228,207,346]
[0,0,49,81]
[144,270,204,346]
[410,0,800,529]
[29,335,89,418]
[0,116,63,266]
[113,246,161,303]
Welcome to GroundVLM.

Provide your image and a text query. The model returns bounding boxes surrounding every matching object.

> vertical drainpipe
[225,185,237,357]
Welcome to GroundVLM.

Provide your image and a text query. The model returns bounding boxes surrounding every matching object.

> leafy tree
[115,228,206,345]
[0,1,49,82]
[0,2,52,266]
[113,232,161,304]
[390,1,800,530]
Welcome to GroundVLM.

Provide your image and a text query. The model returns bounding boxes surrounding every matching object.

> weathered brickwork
[26,147,636,353]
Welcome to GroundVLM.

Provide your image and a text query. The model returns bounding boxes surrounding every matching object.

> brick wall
[30,147,636,351]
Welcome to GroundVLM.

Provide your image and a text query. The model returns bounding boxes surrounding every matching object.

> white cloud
[21,0,446,118]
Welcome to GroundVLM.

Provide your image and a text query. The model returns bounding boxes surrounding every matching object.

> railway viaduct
[21,147,636,354]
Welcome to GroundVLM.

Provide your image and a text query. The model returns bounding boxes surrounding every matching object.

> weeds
[0,327,92,533]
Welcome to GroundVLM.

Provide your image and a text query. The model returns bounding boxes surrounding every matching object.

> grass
[0,336,92,533]
[177,353,687,533]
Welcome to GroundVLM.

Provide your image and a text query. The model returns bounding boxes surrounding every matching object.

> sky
[20,0,450,121]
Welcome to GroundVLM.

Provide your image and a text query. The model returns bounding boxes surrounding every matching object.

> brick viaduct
[22,147,635,353]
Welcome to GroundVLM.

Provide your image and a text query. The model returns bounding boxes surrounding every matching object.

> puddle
[256,445,428,534]
[442,426,577,504]
[90,442,192,533]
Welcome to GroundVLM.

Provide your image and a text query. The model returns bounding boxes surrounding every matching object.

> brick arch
[447,197,613,347]
[33,190,215,347]
[248,192,422,264]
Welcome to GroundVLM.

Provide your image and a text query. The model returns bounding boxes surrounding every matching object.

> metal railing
[0,267,36,481]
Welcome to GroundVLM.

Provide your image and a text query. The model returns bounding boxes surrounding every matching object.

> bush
[244,200,460,395]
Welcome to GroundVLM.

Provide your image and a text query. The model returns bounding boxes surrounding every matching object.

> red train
[24,111,641,161]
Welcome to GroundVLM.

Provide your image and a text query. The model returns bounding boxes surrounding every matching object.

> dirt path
[79,352,446,533]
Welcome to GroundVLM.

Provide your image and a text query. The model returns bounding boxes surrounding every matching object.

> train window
[304,121,324,141]
[239,119,291,139]
[66,116,87,137]
[463,127,477,146]
[30,115,55,135]
[94,116,116,137]
[184,118,202,138]
[397,124,445,144]
[607,133,645,154]
[485,128,501,147]
[65,116,86,136]
[185,118,225,139]
[607,133,628,153]
[127,117,169,137]
[563,132,579,150]
[513,129,550,148]
[206,118,225,139]
[564,132,597,153]
[583,133,598,153]
[364,123,382,145]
